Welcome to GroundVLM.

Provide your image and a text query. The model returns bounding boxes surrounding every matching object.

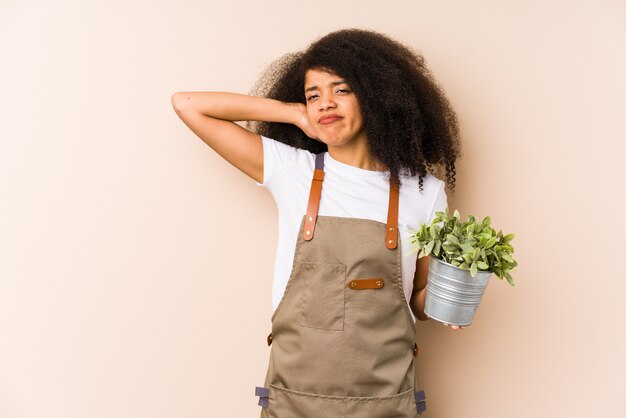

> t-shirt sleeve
[426,180,448,225]
[254,135,301,190]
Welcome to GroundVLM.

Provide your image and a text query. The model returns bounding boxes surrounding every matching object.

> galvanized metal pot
[424,257,493,326]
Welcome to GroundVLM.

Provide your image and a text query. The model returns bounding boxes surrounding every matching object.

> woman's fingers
[443,323,465,330]
[431,315,465,330]
[291,102,319,140]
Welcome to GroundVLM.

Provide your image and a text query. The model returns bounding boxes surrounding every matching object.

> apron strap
[415,389,427,413]
[302,153,325,241]
[254,386,270,408]
[385,177,399,249]
[302,152,399,250]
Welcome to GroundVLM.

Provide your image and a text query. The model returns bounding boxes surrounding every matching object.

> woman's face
[304,68,366,147]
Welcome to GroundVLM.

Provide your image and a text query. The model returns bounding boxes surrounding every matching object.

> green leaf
[447,234,460,246]
[485,237,497,249]
[501,253,515,263]
[470,261,478,277]
[502,244,514,253]
[503,233,515,243]
[424,240,435,256]
[505,272,515,286]
[434,240,441,256]
[476,261,489,269]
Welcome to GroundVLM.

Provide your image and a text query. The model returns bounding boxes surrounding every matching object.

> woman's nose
[318,94,336,111]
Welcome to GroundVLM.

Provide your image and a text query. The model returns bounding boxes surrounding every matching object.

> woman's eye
[306,89,350,101]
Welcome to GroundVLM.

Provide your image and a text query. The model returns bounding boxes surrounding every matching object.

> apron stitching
[269,384,415,401]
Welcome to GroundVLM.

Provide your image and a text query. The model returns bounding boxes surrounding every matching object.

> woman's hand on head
[290,103,319,141]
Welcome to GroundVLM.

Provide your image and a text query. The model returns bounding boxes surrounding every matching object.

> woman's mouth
[319,115,342,125]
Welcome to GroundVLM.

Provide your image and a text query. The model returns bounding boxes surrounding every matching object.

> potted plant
[406,207,518,326]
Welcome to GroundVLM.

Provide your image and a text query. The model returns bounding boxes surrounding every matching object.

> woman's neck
[326,141,387,172]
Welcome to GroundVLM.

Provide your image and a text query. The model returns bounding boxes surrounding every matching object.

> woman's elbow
[171,92,190,113]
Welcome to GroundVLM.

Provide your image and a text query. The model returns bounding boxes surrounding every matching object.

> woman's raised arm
[171,92,308,184]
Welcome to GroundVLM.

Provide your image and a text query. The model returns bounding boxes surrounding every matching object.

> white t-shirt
[254,135,448,322]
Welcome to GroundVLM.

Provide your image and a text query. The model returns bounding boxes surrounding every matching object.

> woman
[172,28,463,418]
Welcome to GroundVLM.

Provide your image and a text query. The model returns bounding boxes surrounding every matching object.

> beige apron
[255,152,426,417]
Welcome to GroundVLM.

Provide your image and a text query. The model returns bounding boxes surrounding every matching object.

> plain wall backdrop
[1,1,624,417]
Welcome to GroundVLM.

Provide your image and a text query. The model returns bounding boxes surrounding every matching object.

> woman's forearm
[171,91,298,124]
[411,287,429,321]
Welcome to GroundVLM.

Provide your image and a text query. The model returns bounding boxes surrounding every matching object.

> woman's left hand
[426,314,465,330]
[442,323,465,330]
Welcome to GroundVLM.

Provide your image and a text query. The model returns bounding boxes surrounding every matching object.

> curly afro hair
[246,28,462,194]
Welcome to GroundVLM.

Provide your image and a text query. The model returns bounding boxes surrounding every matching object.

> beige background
[1,1,624,417]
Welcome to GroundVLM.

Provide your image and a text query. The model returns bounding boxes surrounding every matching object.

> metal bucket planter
[424,257,493,326]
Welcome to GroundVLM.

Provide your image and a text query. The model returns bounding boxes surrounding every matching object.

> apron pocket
[268,384,419,418]
[298,262,346,331]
